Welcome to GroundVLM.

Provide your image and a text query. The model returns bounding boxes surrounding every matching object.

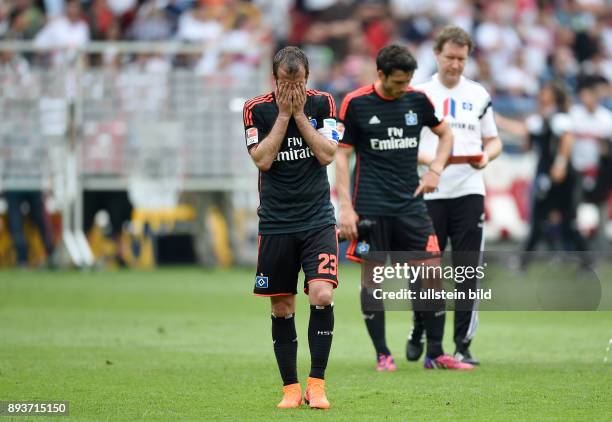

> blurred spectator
[6,0,45,40]
[524,82,588,255]
[129,0,173,41]
[0,1,10,39]
[540,46,580,92]
[475,2,522,85]
[299,0,359,60]
[602,16,612,57]
[571,12,600,63]
[221,0,266,50]
[176,0,225,43]
[42,0,64,18]
[391,0,437,44]
[34,0,90,49]
[83,191,132,266]
[496,52,539,97]
[0,50,30,76]
[253,0,292,47]
[217,4,268,77]
[583,49,612,84]
[498,82,591,265]
[98,19,122,66]
[87,0,115,40]
[0,0,603,117]
[441,0,475,33]
[165,0,195,29]
[107,0,137,16]
[356,1,395,54]
[6,191,55,267]
[518,10,555,79]
[570,77,612,248]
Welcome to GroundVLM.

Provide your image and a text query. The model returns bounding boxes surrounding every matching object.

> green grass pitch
[1,265,610,421]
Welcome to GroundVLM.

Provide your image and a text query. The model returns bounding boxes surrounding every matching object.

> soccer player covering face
[410,26,503,367]
[337,44,472,371]
[243,47,339,409]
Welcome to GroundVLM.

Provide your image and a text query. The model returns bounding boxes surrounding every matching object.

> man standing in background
[569,77,612,251]
[413,26,502,366]
[337,44,472,371]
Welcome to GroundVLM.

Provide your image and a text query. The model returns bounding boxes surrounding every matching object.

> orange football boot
[276,383,303,409]
[304,377,330,409]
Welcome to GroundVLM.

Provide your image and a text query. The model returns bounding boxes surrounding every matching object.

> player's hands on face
[339,206,360,241]
[414,170,440,197]
[470,151,489,169]
[291,82,307,117]
[276,82,293,118]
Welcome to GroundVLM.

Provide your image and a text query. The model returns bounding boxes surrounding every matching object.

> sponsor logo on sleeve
[323,118,337,130]
[323,118,339,143]
[337,122,345,140]
[246,127,259,146]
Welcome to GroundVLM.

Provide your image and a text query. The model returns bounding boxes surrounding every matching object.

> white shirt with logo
[417,74,498,200]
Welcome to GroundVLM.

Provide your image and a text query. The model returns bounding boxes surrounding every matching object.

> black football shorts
[254,224,338,296]
[346,214,440,262]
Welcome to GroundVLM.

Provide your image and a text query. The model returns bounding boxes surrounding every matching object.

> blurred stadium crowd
[1,0,610,108]
[0,0,610,268]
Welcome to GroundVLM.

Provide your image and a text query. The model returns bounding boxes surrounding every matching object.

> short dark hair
[376,45,417,76]
[272,46,309,79]
[576,75,603,93]
[434,25,473,53]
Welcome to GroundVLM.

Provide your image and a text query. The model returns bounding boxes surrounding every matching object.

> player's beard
[382,82,404,99]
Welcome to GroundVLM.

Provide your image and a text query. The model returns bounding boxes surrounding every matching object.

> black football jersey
[339,84,441,216]
[243,90,337,234]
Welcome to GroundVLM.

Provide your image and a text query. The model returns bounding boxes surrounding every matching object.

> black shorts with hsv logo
[346,214,440,262]
[254,224,339,296]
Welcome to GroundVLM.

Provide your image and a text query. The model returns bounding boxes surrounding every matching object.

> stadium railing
[0,41,270,267]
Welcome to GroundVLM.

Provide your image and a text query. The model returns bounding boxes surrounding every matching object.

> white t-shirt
[526,113,573,138]
[569,104,612,172]
[34,17,90,49]
[417,74,499,199]
[176,13,224,43]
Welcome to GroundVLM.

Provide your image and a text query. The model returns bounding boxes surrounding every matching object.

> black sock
[422,308,445,359]
[408,311,425,344]
[361,287,390,356]
[308,304,334,380]
[272,313,298,386]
